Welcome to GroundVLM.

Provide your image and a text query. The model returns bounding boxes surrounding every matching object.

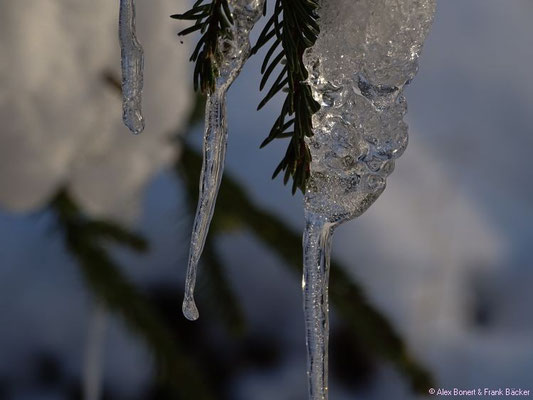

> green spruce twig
[171,0,234,93]
[252,0,320,194]
[173,0,321,193]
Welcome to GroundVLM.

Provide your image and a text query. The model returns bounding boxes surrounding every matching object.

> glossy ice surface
[302,1,436,399]
[183,0,265,321]
[304,0,436,223]
[119,0,145,134]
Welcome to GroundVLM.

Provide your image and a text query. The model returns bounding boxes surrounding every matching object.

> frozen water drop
[119,0,144,134]
[182,296,199,321]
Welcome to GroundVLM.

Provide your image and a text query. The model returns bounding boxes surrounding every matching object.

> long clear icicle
[183,91,228,320]
[119,0,145,134]
[183,0,265,321]
[303,213,334,400]
[302,1,436,399]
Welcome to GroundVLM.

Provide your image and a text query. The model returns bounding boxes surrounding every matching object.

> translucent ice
[119,0,145,134]
[302,1,436,399]
[303,212,334,400]
[183,0,265,321]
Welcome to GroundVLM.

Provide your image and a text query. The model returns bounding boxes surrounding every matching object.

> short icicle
[119,0,145,134]
[182,0,265,321]
[302,212,335,400]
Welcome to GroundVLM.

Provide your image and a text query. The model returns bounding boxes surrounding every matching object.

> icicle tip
[182,297,200,321]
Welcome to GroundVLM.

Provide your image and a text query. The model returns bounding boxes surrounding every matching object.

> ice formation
[119,0,145,134]
[302,0,436,398]
[183,0,265,321]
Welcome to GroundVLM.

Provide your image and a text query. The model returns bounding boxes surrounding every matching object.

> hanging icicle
[301,1,436,399]
[182,0,265,321]
[119,0,145,134]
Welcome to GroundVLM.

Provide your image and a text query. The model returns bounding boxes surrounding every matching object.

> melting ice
[302,0,436,399]
[119,0,145,134]
[183,0,265,321]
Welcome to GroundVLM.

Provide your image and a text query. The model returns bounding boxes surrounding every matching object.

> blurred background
[1,0,532,399]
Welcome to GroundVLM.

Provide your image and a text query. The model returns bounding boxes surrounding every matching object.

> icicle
[119,0,145,134]
[302,1,436,398]
[183,0,265,321]
[302,212,335,400]
[183,91,228,320]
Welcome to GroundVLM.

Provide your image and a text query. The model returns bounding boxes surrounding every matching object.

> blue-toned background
[1,1,532,399]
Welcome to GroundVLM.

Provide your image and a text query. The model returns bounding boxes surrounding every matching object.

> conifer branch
[171,0,234,93]
[50,190,214,399]
[252,0,320,194]
[173,0,320,194]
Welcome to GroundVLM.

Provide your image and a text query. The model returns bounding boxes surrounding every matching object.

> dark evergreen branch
[171,0,234,93]
[253,0,320,194]
[50,190,214,400]
[174,0,321,193]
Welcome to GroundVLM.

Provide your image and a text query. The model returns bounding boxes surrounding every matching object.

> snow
[0,0,192,224]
